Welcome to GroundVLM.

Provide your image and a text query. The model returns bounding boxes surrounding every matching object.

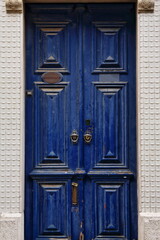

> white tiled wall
[0,0,24,239]
[0,0,160,239]
[139,0,160,212]
[138,0,160,238]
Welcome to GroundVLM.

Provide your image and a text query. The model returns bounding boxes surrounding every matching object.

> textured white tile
[0,0,23,213]
[139,0,160,213]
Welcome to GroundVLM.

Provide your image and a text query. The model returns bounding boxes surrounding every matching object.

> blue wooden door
[25,4,137,240]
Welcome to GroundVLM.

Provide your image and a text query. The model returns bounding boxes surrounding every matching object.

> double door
[25,3,137,240]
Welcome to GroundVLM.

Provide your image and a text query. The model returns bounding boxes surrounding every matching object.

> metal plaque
[41,72,63,84]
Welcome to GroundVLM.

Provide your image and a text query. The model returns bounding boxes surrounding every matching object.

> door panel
[25,4,137,240]
[33,180,71,239]
[92,21,127,73]
[94,180,129,236]
[35,21,70,73]
[34,82,70,167]
[92,82,128,167]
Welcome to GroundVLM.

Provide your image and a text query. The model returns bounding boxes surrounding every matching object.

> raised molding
[138,0,155,13]
[5,0,22,13]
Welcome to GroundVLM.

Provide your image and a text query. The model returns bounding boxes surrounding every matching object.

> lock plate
[72,182,78,205]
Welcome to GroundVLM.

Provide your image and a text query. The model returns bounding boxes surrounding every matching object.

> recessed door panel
[25,4,137,240]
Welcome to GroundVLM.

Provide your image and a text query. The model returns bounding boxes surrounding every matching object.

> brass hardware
[41,72,63,84]
[72,182,78,205]
[84,131,92,144]
[79,232,84,240]
[70,130,79,144]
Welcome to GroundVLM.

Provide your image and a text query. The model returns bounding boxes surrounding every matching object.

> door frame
[6,0,152,239]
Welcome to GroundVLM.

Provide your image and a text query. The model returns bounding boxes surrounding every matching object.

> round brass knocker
[83,131,92,144]
[70,130,79,144]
